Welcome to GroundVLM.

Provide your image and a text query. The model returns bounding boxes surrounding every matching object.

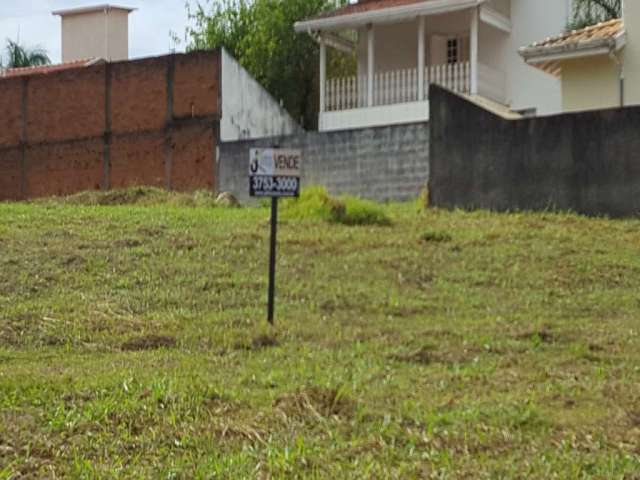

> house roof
[313,0,430,20]
[52,4,136,17]
[295,0,482,32]
[1,58,103,79]
[519,19,626,76]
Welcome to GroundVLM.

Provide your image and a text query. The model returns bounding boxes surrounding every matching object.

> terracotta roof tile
[309,0,433,21]
[519,19,625,77]
[528,18,624,50]
[1,58,99,79]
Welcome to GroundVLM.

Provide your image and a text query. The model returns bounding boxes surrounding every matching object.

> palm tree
[568,0,622,30]
[1,39,50,69]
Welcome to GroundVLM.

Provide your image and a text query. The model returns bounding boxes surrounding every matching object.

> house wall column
[367,24,375,107]
[470,7,479,95]
[418,16,426,101]
[319,37,326,113]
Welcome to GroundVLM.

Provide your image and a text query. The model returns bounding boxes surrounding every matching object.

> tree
[1,39,50,69]
[186,0,354,129]
[568,0,621,30]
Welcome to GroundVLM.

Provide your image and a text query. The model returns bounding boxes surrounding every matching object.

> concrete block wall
[0,51,221,201]
[429,85,640,218]
[219,122,429,203]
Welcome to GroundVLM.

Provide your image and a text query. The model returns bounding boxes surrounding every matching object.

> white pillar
[470,7,479,95]
[367,24,375,107]
[319,37,327,113]
[418,16,426,101]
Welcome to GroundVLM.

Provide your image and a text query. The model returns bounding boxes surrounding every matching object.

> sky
[0,0,201,64]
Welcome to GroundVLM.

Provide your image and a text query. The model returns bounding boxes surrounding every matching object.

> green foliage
[1,39,50,69]
[282,186,391,226]
[568,0,621,30]
[185,0,356,129]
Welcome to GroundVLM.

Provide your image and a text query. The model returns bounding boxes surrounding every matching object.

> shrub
[282,186,346,222]
[340,196,391,226]
[283,186,390,226]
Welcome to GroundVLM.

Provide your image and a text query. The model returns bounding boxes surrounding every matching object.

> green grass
[1,192,640,478]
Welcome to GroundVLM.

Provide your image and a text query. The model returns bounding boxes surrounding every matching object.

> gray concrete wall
[219,122,429,203]
[221,49,302,142]
[429,85,640,218]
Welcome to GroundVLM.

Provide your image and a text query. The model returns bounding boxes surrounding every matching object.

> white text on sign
[249,148,302,198]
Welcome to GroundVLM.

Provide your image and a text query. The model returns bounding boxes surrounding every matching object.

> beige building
[520,1,640,113]
[53,4,135,63]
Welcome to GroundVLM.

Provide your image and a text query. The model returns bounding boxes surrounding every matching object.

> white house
[519,1,640,113]
[295,0,572,131]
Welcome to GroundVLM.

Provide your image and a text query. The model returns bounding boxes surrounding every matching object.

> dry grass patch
[121,335,177,351]
[275,387,355,421]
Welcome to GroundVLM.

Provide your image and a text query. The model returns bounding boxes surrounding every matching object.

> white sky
[0,1,201,64]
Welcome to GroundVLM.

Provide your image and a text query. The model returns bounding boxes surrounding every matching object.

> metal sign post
[267,197,278,324]
[249,148,302,325]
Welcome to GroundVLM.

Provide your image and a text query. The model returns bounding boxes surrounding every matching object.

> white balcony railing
[325,62,473,112]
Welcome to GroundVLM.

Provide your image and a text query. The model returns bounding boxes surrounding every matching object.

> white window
[431,34,471,66]
[447,38,459,64]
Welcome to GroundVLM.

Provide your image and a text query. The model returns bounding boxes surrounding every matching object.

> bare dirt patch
[515,326,555,344]
[420,231,453,244]
[390,344,479,366]
[115,238,144,248]
[275,387,355,420]
[121,335,177,351]
[235,334,279,351]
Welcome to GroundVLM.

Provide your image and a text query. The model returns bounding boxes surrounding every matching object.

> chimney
[53,4,135,63]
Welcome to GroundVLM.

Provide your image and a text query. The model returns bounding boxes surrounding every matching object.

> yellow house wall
[561,55,620,112]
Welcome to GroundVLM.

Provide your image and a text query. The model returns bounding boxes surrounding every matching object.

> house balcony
[321,62,505,132]
[295,0,513,132]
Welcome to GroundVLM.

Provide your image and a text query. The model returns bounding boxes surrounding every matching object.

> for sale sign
[249,148,301,198]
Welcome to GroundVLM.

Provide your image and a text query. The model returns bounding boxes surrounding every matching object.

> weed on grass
[283,186,391,226]
[421,230,453,243]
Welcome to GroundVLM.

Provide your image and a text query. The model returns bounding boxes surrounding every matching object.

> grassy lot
[1,190,640,478]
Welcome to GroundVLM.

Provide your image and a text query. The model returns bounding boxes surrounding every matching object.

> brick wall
[0,51,221,201]
[218,122,430,203]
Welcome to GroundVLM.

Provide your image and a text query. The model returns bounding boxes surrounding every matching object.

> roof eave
[53,4,136,17]
[519,31,626,65]
[294,0,484,33]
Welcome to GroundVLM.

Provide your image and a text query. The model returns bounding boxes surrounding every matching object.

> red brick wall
[26,139,104,198]
[0,148,23,200]
[110,132,166,189]
[0,78,24,147]
[174,51,220,119]
[171,124,216,191]
[27,66,106,144]
[111,57,167,134]
[0,51,221,201]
